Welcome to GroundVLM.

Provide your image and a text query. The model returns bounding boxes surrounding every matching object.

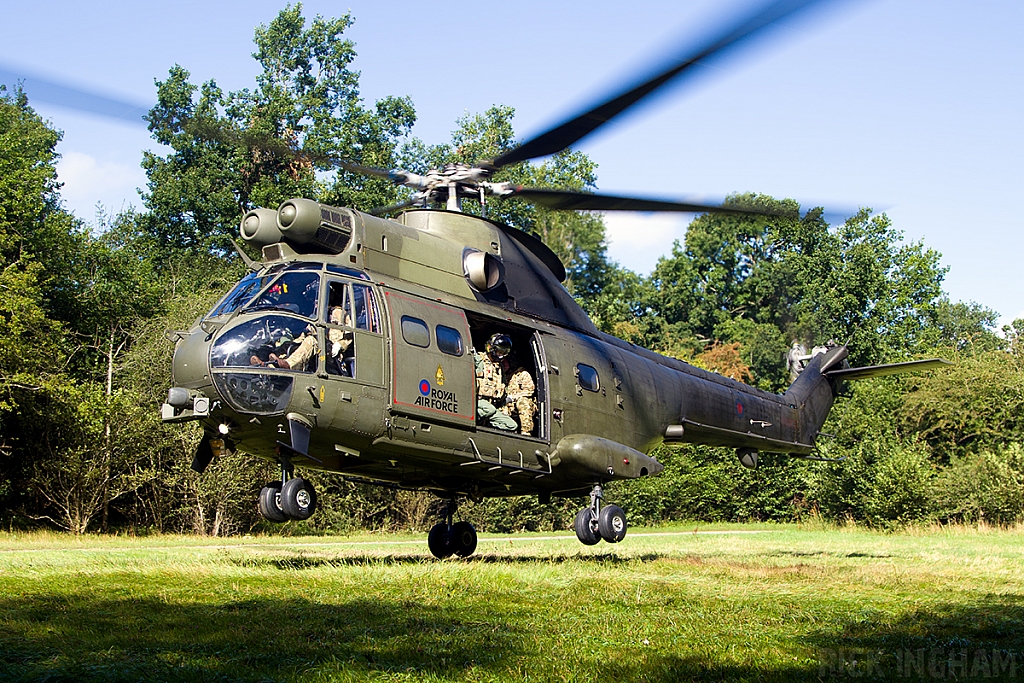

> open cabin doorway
[466,312,549,442]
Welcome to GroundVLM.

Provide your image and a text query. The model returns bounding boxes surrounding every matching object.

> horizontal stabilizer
[824,358,951,381]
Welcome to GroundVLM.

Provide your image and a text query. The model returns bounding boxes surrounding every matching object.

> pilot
[501,359,537,436]
[251,324,318,371]
[473,333,517,431]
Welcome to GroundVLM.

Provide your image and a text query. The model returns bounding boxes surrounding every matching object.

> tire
[450,521,478,558]
[574,507,600,545]
[598,504,627,543]
[428,523,454,559]
[280,477,318,520]
[258,482,288,523]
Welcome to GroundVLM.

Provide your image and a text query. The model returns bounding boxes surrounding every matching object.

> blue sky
[2,0,1021,326]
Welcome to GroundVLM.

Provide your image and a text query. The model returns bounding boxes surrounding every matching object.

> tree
[641,197,950,388]
[142,3,417,255]
[0,87,73,517]
[900,348,1024,461]
[0,86,68,390]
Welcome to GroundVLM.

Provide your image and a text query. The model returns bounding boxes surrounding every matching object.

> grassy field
[1,523,1023,682]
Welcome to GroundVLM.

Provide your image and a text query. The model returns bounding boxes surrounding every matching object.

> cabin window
[577,363,600,392]
[435,325,464,356]
[401,316,430,348]
[244,271,320,319]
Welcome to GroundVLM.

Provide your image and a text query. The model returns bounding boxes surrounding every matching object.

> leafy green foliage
[900,348,1024,460]
[610,445,809,526]
[639,199,949,388]
[807,440,936,528]
[142,4,416,254]
[934,445,1024,523]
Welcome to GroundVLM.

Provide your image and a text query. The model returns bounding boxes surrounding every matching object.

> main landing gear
[258,464,318,523]
[428,498,478,559]
[574,483,627,545]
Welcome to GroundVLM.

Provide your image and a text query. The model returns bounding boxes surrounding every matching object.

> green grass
[1,524,1023,681]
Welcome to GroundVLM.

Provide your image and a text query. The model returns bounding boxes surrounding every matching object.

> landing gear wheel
[280,477,318,520]
[574,507,600,545]
[258,482,288,523]
[428,523,454,559]
[450,521,478,557]
[598,504,627,543]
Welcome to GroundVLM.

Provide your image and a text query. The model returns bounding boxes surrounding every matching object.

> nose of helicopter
[171,327,215,389]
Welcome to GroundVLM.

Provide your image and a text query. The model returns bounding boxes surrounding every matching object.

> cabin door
[384,290,476,428]
[318,279,387,435]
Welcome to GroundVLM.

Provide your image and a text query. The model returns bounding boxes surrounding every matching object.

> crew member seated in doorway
[502,358,537,436]
[473,333,517,431]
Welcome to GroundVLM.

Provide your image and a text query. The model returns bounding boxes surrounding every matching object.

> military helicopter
[156,0,950,558]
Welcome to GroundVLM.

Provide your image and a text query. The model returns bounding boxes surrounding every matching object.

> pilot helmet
[485,333,512,359]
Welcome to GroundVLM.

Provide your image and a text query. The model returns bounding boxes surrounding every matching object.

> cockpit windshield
[243,271,321,319]
[208,271,276,318]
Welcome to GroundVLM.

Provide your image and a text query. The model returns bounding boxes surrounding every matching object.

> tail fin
[785,346,951,448]
[785,345,848,445]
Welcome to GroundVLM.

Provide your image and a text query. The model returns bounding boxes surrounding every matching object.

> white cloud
[56,151,145,222]
[602,212,694,275]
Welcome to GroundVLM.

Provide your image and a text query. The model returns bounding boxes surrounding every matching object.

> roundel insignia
[419,379,431,396]
[736,401,744,415]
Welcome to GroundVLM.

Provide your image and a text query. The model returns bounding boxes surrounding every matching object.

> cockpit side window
[244,271,320,319]
[326,282,352,324]
[352,285,380,333]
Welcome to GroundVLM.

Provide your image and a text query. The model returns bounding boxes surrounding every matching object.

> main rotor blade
[507,187,799,218]
[330,157,398,179]
[0,64,149,125]
[489,0,834,169]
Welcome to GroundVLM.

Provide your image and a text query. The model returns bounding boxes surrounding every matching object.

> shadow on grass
[801,597,1024,681]
[227,551,665,571]
[0,593,525,682]
[587,599,1024,682]
[3,591,1023,682]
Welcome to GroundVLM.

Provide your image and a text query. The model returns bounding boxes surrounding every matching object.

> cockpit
[182,261,381,416]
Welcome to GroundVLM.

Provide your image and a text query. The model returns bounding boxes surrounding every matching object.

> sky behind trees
[1,0,1020,325]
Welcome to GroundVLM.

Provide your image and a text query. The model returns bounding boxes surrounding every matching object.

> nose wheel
[258,463,318,523]
[574,484,628,545]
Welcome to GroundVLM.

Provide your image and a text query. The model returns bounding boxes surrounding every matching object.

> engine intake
[239,208,283,247]
[277,198,354,254]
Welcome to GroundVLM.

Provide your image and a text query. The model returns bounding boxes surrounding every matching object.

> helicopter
[156,0,950,558]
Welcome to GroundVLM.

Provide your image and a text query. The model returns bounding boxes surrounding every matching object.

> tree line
[1,4,1021,535]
